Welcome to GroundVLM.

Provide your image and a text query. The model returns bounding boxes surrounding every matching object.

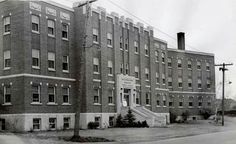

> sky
[53,0,236,100]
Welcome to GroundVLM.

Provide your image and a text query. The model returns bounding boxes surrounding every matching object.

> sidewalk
[1,117,236,144]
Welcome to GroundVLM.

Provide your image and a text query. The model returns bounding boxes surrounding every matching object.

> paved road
[135,130,236,144]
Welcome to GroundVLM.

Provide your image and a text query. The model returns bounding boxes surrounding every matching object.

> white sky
[53,0,236,100]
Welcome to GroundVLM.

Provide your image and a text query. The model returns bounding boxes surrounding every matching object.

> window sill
[145,104,151,107]
[93,72,100,75]
[3,32,10,35]
[120,48,123,51]
[62,38,69,41]
[155,61,159,63]
[4,67,11,70]
[136,104,141,106]
[63,70,69,73]
[134,52,139,55]
[62,103,71,106]
[178,106,184,108]
[93,103,101,106]
[2,103,12,106]
[47,102,58,105]
[32,66,40,70]
[108,74,113,77]
[93,41,99,45]
[156,105,161,107]
[145,80,149,82]
[135,78,140,80]
[31,102,42,105]
[145,55,149,57]
[188,106,194,108]
[48,34,55,38]
[107,45,113,48]
[32,30,40,34]
[108,103,115,106]
[125,50,129,52]
[48,68,56,72]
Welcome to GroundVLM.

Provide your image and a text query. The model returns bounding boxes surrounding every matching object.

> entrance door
[124,94,130,106]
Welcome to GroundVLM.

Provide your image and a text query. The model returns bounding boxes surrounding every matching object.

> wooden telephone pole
[215,63,233,126]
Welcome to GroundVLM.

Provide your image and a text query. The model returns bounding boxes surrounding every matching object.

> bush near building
[87,122,100,129]
[199,108,213,120]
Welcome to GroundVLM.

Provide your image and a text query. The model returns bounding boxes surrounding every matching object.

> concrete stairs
[120,106,167,127]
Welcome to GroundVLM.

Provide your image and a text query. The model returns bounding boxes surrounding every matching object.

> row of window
[168,58,211,71]
[2,85,70,105]
[168,78,211,89]
[33,117,70,130]
[3,50,69,72]
[3,15,69,39]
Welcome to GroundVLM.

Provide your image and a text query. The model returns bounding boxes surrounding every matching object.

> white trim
[155,88,169,91]
[0,113,75,117]
[0,73,76,81]
[169,91,215,95]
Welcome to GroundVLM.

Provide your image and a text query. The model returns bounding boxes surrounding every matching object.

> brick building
[0,0,215,131]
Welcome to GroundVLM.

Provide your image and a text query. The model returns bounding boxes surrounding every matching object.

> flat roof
[167,48,214,56]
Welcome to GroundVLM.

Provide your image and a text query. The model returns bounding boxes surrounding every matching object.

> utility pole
[73,0,98,138]
[215,63,233,126]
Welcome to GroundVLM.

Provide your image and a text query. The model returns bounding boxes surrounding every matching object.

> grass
[65,135,114,142]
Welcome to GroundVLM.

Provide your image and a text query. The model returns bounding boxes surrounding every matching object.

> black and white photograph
[0,0,236,143]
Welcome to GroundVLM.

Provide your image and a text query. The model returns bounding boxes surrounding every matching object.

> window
[62,87,69,104]
[120,37,123,49]
[125,38,129,50]
[206,62,210,71]
[146,93,150,105]
[95,117,101,125]
[189,97,193,107]
[33,118,41,130]
[125,64,129,75]
[94,88,100,104]
[3,50,11,69]
[135,66,139,79]
[32,15,39,32]
[177,59,182,68]
[120,64,123,74]
[32,49,40,68]
[207,79,211,89]
[168,68,172,77]
[48,86,55,103]
[168,77,172,87]
[32,85,40,103]
[198,97,203,107]
[4,85,11,104]
[62,23,68,39]
[163,95,166,106]
[48,20,55,36]
[49,118,56,130]
[107,33,112,46]
[136,92,140,105]
[167,58,172,67]
[3,16,10,33]
[93,58,99,73]
[134,41,138,53]
[155,51,159,62]
[145,68,149,80]
[187,60,192,69]
[108,89,113,104]
[145,44,149,56]
[188,79,192,89]
[161,52,165,63]
[109,116,114,127]
[179,98,183,107]
[169,98,173,107]
[198,79,202,89]
[162,74,166,85]
[108,61,113,75]
[48,52,55,70]
[178,78,183,88]
[197,61,201,70]
[93,28,98,43]
[63,117,70,129]
[156,94,160,106]
[156,72,159,84]
[62,56,69,72]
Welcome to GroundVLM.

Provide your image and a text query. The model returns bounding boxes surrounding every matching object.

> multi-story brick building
[0,0,215,131]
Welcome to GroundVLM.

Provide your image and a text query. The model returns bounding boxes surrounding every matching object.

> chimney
[177,32,185,50]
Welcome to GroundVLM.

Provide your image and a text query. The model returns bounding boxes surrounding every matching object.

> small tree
[199,108,213,119]
[170,112,177,123]
[115,114,124,127]
[124,108,136,126]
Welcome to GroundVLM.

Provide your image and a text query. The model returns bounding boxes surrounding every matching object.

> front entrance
[124,94,130,106]
[0,119,5,130]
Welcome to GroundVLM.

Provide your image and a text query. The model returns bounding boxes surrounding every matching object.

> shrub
[141,120,149,128]
[124,108,136,126]
[182,111,190,122]
[87,122,99,129]
[199,108,213,120]
[170,112,177,123]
